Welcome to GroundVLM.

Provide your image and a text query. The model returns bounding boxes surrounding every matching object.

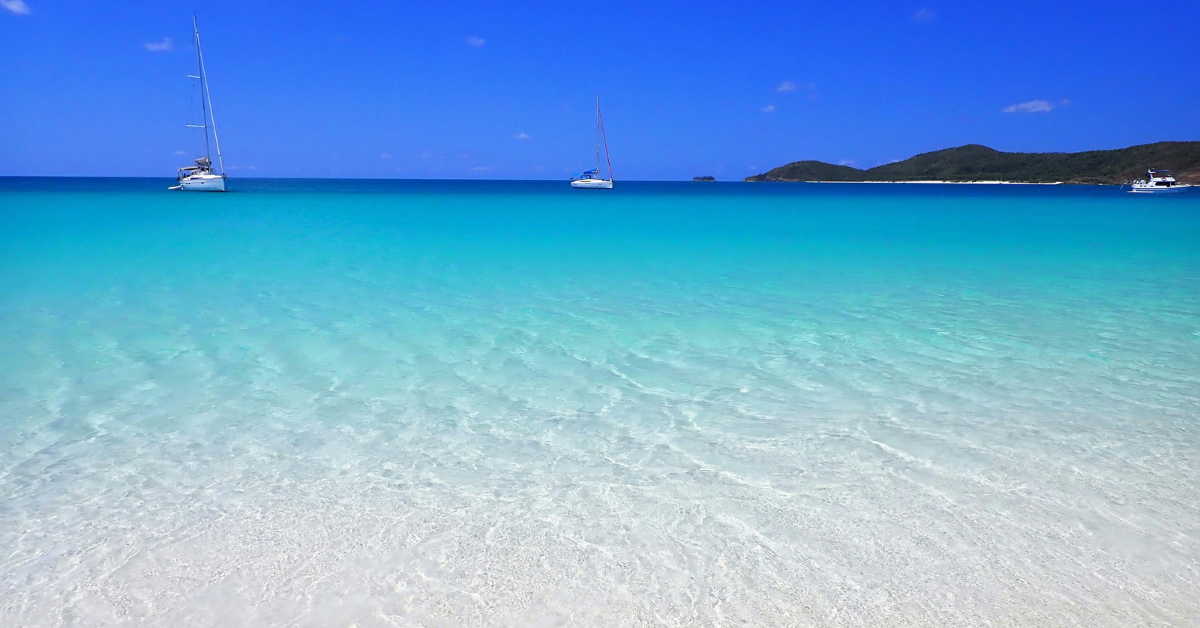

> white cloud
[144,37,173,52]
[761,104,776,113]
[912,7,935,23]
[465,36,485,47]
[1002,99,1056,113]
[838,159,859,167]
[777,80,815,93]
[380,153,392,159]
[513,132,530,140]
[174,150,186,155]
[2,0,31,15]
[470,166,491,171]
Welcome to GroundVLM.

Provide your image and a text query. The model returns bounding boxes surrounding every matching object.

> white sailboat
[571,95,614,189]
[170,15,227,192]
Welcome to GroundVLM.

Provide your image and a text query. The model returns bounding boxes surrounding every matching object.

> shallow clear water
[2,178,1199,627]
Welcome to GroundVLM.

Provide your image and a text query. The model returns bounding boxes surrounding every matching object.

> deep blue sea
[2,178,1199,627]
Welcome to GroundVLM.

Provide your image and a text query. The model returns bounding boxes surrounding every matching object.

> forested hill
[744,142,1200,184]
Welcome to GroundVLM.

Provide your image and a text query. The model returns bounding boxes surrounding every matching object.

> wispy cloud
[380,153,392,159]
[174,150,186,155]
[1002,99,1066,113]
[777,80,816,93]
[470,166,491,172]
[465,36,486,47]
[838,159,859,167]
[2,0,31,15]
[144,37,173,52]
[761,104,776,113]
[912,7,935,23]
[513,132,530,140]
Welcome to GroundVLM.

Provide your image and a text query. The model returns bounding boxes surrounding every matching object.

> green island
[745,141,1200,184]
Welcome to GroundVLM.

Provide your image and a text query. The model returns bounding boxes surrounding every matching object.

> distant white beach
[806,180,1068,185]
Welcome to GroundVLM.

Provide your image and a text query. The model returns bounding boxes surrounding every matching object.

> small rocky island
[692,176,716,181]
[745,142,1200,184]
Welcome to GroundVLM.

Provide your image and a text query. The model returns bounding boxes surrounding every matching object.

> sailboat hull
[570,179,613,189]
[177,174,227,192]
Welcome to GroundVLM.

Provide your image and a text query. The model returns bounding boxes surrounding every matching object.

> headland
[746,142,1200,184]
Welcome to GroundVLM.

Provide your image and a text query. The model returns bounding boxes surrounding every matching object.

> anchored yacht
[1129,170,1190,194]
[170,15,227,192]
[571,96,614,189]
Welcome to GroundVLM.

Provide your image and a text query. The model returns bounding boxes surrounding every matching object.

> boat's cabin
[178,157,214,179]
[1147,170,1177,186]
[573,169,602,181]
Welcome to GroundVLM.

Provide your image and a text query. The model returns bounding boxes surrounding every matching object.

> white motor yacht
[570,95,614,189]
[1129,169,1190,194]
[170,15,227,192]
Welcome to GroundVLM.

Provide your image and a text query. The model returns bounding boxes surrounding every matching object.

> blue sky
[2,1,1197,180]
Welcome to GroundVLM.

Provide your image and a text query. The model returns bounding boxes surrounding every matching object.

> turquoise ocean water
[2,178,1199,627]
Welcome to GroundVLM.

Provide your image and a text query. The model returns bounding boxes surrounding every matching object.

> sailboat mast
[599,102,613,182]
[192,16,211,164]
[595,94,601,174]
[194,15,224,175]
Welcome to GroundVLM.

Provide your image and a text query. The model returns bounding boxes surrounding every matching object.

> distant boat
[570,96,614,189]
[170,15,227,192]
[1129,169,1190,194]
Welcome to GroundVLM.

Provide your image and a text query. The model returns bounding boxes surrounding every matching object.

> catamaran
[1128,169,1191,194]
[570,96,614,189]
[171,15,227,192]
